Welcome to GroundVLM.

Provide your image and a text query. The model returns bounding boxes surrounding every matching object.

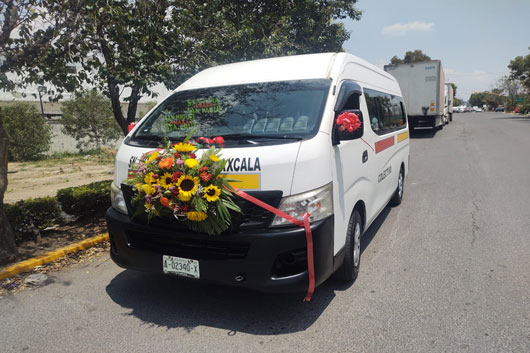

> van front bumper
[106,208,336,293]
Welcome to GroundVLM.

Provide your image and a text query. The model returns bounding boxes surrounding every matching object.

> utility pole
[37,86,46,118]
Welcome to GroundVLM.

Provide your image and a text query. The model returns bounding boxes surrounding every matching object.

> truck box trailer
[384,61,445,132]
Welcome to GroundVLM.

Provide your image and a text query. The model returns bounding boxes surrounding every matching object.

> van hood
[113,142,302,195]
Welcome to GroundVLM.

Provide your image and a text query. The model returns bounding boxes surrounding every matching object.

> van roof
[176,52,395,91]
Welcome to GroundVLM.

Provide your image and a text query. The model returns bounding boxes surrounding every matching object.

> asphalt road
[1,112,529,353]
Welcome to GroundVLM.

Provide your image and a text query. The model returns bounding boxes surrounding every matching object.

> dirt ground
[4,154,115,203]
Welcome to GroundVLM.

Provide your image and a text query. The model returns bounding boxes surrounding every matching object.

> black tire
[390,166,404,206]
[334,209,362,282]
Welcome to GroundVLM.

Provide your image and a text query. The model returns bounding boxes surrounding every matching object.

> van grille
[126,230,250,260]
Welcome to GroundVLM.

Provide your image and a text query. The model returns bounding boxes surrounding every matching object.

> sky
[342,0,530,101]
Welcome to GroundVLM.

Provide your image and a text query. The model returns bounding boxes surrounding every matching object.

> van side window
[364,88,406,135]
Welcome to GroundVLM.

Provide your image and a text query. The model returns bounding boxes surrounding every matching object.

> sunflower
[203,185,221,202]
[174,142,195,152]
[186,211,208,221]
[144,172,156,184]
[141,183,156,195]
[178,193,191,202]
[184,158,199,168]
[145,151,159,164]
[176,175,200,198]
[158,172,174,189]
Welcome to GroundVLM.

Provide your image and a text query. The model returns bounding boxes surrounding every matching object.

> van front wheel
[334,209,362,282]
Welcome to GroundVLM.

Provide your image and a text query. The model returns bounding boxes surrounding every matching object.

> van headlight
[270,183,333,227]
[111,183,128,215]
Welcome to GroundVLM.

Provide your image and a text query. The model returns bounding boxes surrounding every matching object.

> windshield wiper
[132,135,162,141]
[222,133,303,141]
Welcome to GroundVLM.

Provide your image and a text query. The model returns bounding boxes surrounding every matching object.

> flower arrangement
[126,135,241,235]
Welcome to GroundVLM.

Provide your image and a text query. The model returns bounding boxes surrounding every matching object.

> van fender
[333,176,372,255]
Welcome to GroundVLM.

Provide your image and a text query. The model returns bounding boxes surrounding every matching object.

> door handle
[362,150,368,163]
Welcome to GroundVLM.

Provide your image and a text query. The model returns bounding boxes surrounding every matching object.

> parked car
[472,106,482,112]
[495,106,505,112]
[464,106,472,113]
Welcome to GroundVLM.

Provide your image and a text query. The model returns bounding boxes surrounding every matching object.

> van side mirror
[332,109,363,145]
[334,82,362,112]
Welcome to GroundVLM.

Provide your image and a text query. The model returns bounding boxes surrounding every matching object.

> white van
[107,53,409,292]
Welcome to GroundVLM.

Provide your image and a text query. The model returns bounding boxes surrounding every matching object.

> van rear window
[129,79,331,147]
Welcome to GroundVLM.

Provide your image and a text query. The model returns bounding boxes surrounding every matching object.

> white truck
[384,60,446,132]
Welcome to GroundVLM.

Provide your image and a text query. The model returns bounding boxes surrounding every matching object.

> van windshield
[129,79,331,147]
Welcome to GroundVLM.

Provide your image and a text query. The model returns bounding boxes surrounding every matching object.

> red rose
[171,172,183,182]
[199,166,209,173]
[189,152,196,159]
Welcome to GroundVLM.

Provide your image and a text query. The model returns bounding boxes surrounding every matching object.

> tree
[61,90,122,149]
[170,0,362,79]
[0,118,17,265]
[496,76,522,110]
[450,83,458,98]
[508,48,530,91]
[469,91,504,109]
[453,97,462,106]
[1,103,52,160]
[390,50,431,65]
[0,0,67,263]
[26,1,362,135]
[22,1,185,135]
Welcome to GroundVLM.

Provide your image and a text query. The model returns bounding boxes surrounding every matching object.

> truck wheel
[390,166,404,206]
[334,209,362,282]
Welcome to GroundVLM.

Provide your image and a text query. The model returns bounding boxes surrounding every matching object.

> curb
[0,233,109,281]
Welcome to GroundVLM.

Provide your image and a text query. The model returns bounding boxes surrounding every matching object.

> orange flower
[160,197,170,208]
[158,157,174,169]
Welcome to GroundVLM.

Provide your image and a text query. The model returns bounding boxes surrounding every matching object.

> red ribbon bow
[196,136,225,145]
[336,112,362,133]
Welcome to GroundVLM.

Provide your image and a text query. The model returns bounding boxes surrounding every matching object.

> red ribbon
[231,187,315,302]
[196,136,225,145]
[336,112,362,133]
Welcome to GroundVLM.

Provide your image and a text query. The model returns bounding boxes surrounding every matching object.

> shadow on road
[105,208,392,335]
[410,128,437,139]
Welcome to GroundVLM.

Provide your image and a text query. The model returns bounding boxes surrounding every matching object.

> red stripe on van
[375,136,395,153]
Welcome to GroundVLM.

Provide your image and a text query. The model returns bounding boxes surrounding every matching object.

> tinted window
[364,88,406,135]
[129,79,331,147]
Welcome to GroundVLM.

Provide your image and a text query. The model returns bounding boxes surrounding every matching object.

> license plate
[162,255,200,279]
